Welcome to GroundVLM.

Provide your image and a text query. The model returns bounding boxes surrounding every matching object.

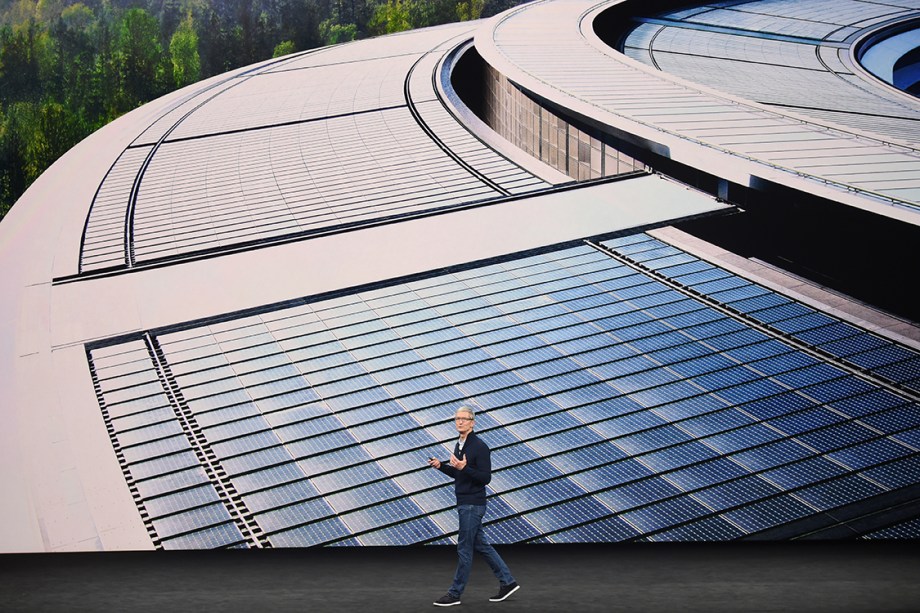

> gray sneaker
[433,593,462,607]
[489,582,520,602]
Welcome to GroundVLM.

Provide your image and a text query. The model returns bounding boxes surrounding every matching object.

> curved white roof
[0,17,729,551]
[476,0,920,219]
[3,2,920,552]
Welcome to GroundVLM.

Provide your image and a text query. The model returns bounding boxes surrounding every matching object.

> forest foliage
[0,0,521,219]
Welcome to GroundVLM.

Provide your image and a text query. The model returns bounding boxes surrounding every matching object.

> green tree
[169,13,200,88]
[88,4,120,123]
[117,7,165,107]
[369,0,412,35]
[26,101,85,182]
[319,19,356,45]
[272,39,295,57]
[0,21,45,103]
[456,0,485,21]
[53,4,96,108]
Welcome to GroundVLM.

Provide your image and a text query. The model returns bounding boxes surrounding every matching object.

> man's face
[454,410,474,436]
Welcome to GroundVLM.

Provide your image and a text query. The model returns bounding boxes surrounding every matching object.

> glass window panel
[731,438,813,472]
[339,495,423,533]
[652,394,729,421]
[799,377,874,403]
[115,420,185,447]
[267,516,352,547]
[588,410,667,439]
[546,382,622,409]
[795,421,876,453]
[236,364,302,387]
[144,485,222,519]
[663,308,724,329]
[231,462,307,494]
[795,323,862,346]
[243,479,320,513]
[744,301,813,324]
[794,475,885,511]
[771,313,837,334]
[827,437,911,470]
[549,514,640,542]
[135,466,210,499]
[691,276,750,295]
[819,334,888,358]
[738,392,816,420]
[211,430,283,458]
[650,515,746,541]
[160,522,245,550]
[204,415,270,442]
[703,423,784,454]
[221,445,295,476]
[678,409,754,438]
[691,475,782,512]
[357,515,443,545]
[770,407,844,435]
[876,357,920,384]
[483,515,542,543]
[709,284,770,303]
[122,435,191,464]
[862,455,920,489]
[185,389,253,413]
[671,267,731,286]
[862,405,920,434]
[527,426,608,457]
[255,497,336,532]
[523,495,610,533]
[502,477,587,513]
[665,456,750,490]
[621,495,712,533]
[595,477,682,512]
[614,425,693,455]
[638,440,720,472]
[829,390,908,418]
[490,459,562,492]
[760,455,846,490]
[106,395,173,419]
[383,372,452,397]
[152,502,233,539]
[655,259,712,277]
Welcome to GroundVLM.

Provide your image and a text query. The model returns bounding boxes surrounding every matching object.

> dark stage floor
[1,542,918,612]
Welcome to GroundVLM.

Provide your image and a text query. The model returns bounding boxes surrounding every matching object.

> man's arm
[428,456,458,478]
[438,461,458,478]
[461,441,492,486]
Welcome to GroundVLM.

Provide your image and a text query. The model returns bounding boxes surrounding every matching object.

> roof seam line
[586,240,920,406]
[126,104,410,149]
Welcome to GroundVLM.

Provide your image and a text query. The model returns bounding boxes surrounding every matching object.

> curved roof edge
[473,0,920,225]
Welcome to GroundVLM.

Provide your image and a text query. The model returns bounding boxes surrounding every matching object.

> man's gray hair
[457,405,475,419]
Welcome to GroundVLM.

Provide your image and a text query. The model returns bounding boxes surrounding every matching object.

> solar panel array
[864,516,920,538]
[78,23,550,273]
[87,233,920,548]
[482,0,920,211]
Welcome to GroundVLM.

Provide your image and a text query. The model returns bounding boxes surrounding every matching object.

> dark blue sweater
[437,431,492,505]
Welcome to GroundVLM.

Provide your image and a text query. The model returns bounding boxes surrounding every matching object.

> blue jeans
[448,504,515,597]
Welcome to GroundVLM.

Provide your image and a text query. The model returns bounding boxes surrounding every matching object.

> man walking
[428,405,520,607]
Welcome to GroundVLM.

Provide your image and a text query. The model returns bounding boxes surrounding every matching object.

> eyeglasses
[454,417,474,422]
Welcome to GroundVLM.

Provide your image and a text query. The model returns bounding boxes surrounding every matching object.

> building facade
[2,0,920,551]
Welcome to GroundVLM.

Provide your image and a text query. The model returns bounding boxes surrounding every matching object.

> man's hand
[449,453,467,471]
[428,457,441,469]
